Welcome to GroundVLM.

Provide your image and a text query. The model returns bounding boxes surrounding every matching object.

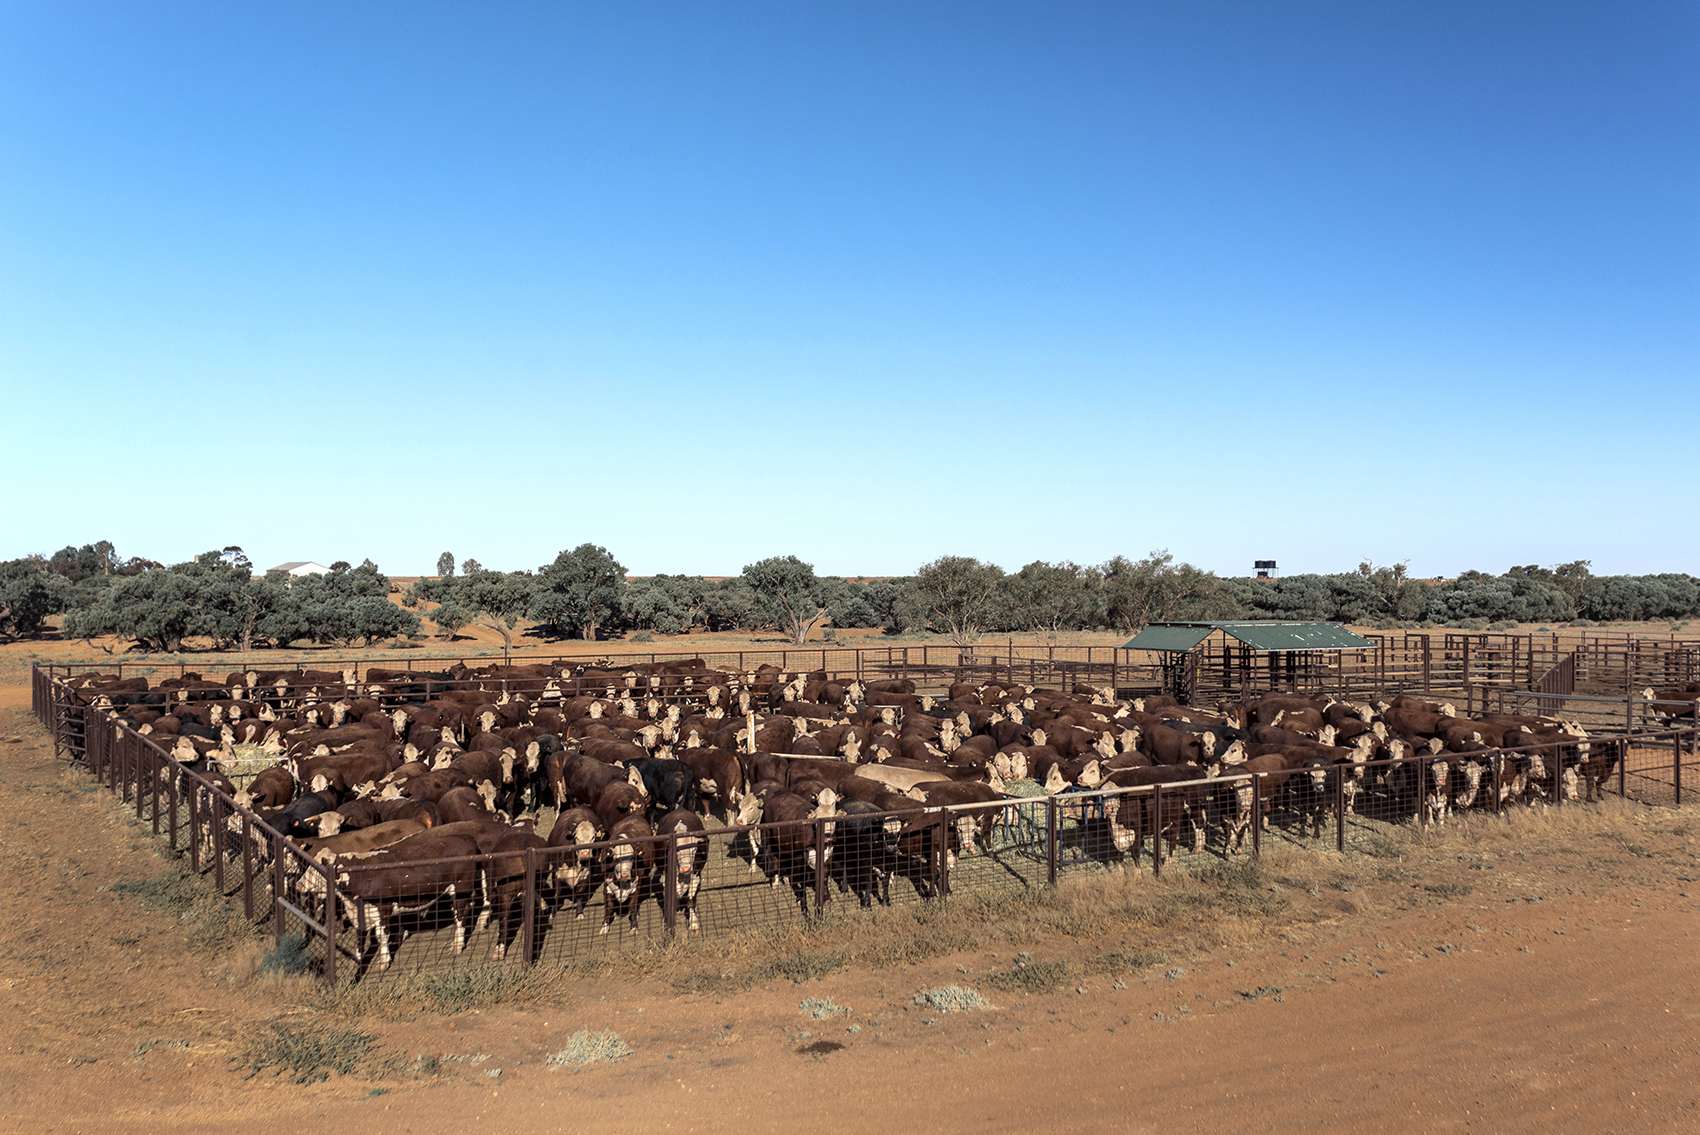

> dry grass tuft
[238,1023,375,1084]
[546,1030,632,1069]
[913,985,991,1013]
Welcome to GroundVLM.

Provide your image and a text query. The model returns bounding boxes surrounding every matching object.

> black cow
[628,756,697,821]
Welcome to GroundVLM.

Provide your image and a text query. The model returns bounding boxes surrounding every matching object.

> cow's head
[604,840,639,884]
[559,820,601,887]
[1030,727,1048,749]
[732,791,764,828]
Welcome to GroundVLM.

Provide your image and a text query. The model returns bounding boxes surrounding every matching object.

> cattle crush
[29,636,1700,988]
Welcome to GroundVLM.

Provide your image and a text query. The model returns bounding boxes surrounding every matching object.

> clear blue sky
[3,2,1694,579]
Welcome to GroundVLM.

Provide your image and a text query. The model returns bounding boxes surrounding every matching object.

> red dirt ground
[4,681,1700,1133]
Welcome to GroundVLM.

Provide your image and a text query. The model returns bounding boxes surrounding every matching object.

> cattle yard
[28,636,1700,989]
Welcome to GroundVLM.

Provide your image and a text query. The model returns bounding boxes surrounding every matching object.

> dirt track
[4,692,1700,1133]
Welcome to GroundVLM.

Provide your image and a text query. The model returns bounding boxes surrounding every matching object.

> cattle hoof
[491,945,506,962]
[598,924,611,936]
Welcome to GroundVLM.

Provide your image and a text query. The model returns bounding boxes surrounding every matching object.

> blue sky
[3,2,1694,579]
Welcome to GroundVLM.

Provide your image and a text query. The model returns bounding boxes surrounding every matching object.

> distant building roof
[1122,621,1375,653]
[267,561,331,575]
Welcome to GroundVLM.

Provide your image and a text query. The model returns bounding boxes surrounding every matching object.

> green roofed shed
[1122,621,1374,653]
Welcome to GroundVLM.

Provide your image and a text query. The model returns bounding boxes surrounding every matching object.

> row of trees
[3,540,1697,650]
[0,545,416,651]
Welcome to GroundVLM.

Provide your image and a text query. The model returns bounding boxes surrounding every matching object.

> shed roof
[1122,621,1375,653]
[266,561,330,574]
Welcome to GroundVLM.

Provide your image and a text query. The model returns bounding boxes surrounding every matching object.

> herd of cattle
[62,657,1615,973]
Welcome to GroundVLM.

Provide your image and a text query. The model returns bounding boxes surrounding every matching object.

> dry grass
[108,865,253,953]
[237,1023,375,1084]
[545,1030,632,1069]
[913,985,992,1012]
[312,855,1308,1019]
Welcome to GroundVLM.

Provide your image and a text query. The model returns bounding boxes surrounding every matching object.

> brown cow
[601,815,656,935]
[332,832,480,971]
[545,807,605,921]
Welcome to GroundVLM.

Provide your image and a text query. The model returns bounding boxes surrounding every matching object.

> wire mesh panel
[26,666,1700,989]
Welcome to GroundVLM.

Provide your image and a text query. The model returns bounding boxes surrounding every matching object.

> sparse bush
[913,985,991,1013]
[258,932,311,976]
[629,630,655,643]
[1088,949,1169,974]
[984,959,1072,993]
[799,997,848,1018]
[240,1024,374,1084]
[546,1030,632,1069]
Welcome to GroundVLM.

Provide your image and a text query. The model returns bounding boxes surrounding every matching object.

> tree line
[1,542,1695,651]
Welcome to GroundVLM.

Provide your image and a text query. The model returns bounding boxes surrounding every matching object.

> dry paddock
[31,664,1700,992]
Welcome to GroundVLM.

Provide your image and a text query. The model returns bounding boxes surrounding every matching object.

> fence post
[322,858,338,988]
[1045,796,1058,885]
[937,808,951,898]
[1335,768,1345,852]
[272,829,286,942]
[1676,733,1683,807]
[185,782,200,872]
[1252,774,1262,858]
[663,835,679,932]
[1414,758,1425,826]
[814,819,829,913]
[521,847,538,962]
[1492,754,1503,815]
[211,791,227,894]
[1152,784,1163,878]
[242,812,254,920]
[168,765,179,851]
[151,740,161,835]
[1552,741,1562,810]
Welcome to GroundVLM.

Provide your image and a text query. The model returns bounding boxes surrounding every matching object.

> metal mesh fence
[28,664,1700,988]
